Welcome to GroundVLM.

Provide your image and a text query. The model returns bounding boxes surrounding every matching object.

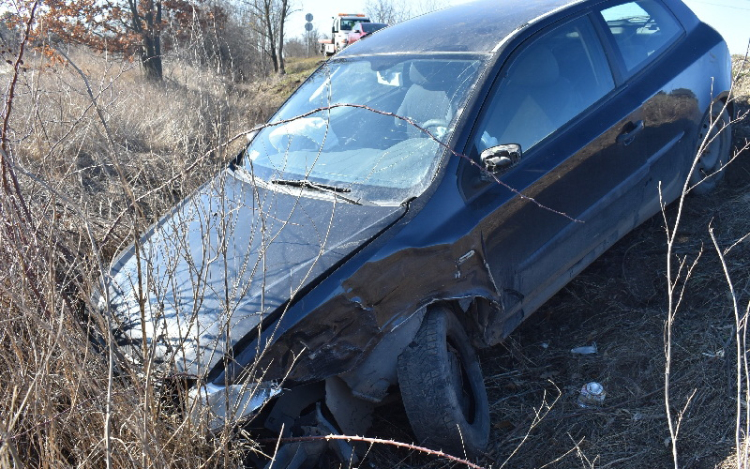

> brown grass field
[0,44,748,468]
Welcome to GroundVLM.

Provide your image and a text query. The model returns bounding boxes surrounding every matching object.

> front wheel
[397,305,490,458]
[689,106,732,194]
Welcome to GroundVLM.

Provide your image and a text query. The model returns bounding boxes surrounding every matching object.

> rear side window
[599,0,682,73]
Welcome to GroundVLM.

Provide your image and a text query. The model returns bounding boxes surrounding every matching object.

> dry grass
[7,47,309,254]
[0,45,319,468]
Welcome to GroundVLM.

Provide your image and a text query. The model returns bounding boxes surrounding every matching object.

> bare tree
[128,0,164,80]
[305,27,320,57]
[29,0,182,81]
[277,0,290,74]
[365,0,400,24]
[365,0,447,24]
[415,0,449,15]
[244,0,293,74]
[285,28,320,58]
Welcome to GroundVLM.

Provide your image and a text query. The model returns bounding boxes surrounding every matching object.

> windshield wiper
[271,179,362,205]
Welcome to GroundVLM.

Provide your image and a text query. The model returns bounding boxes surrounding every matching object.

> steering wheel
[421,119,449,138]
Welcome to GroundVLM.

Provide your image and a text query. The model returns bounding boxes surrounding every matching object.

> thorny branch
[709,224,750,469]
[499,384,561,468]
[225,103,581,222]
[99,100,582,251]
[661,64,750,467]
[0,1,52,322]
[261,434,488,469]
[1,0,38,223]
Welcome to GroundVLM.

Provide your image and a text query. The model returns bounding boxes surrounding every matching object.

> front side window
[244,56,483,205]
[599,0,682,73]
[471,15,614,157]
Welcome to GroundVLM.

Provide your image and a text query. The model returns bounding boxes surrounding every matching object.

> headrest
[408,61,454,89]
[511,45,560,86]
[409,61,429,86]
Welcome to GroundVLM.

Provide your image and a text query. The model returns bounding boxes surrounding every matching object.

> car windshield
[244,55,483,205]
[341,19,367,30]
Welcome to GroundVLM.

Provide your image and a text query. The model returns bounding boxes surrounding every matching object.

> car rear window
[599,0,683,74]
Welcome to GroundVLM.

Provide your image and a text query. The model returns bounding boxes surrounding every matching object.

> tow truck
[318,13,371,56]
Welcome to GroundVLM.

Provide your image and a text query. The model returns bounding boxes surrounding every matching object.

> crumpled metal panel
[188,381,281,431]
[219,227,502,385]
[107,168,404,377]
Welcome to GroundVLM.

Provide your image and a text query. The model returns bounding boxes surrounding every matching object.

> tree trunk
[262,0,279,73]
[142,35,162,81]
[276,0,288,75]
[129,0,163,81]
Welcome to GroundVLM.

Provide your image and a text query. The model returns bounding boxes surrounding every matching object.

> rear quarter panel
[635,17,732,206]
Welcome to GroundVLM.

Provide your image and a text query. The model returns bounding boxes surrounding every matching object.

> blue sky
[288,0,749,55]
[682,0,749,55]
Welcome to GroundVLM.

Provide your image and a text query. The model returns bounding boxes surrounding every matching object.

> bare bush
[0,12,314,463]
[661,51,750,469]
[6,44,286,249]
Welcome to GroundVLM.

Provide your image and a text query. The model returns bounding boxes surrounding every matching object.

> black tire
[397,305,490,458]
[689,106,732,194]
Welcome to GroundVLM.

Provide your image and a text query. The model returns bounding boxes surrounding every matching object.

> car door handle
[616,120,645,146]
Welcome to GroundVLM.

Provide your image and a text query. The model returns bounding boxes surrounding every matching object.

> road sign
[304,22,313,31]
[305,13,313,22]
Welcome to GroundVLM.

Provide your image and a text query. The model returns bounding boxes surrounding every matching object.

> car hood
[107,167,405,377]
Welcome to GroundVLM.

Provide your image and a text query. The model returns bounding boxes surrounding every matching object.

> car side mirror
[480,143,522,176]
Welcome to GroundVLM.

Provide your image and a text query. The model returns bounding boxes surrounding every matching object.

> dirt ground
[365,100,750,468]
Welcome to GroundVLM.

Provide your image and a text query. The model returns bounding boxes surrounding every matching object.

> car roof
[338,0,589,57]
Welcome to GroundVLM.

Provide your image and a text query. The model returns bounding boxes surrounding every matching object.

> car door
[458,11,660,344]
[593,0,689,212]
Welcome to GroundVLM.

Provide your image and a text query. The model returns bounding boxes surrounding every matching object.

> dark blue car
[101,0,733,464]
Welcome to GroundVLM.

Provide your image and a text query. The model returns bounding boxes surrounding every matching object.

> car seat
[485,44,579,152]
[396,61,454,138]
